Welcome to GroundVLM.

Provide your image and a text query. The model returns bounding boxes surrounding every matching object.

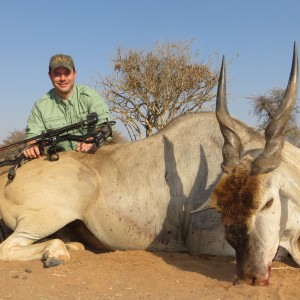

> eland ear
[190,198,213,214]
[279,233,300,266]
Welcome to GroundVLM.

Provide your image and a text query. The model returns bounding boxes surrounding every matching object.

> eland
[0,44,298,281]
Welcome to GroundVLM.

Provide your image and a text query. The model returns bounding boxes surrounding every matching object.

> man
[24,54,114,158]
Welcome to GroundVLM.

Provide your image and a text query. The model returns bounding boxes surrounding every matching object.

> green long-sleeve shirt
[25,85,114,151]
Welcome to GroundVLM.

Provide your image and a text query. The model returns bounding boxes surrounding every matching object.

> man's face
[49,66,76,99]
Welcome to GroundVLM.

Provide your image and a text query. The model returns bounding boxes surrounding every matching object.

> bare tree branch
[96,39,219,140]
[249,88,300,146]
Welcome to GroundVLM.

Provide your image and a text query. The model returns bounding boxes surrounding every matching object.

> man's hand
[23,140,41,159]
[76,142,97,153]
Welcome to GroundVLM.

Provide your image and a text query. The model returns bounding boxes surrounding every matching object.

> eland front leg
[0,230,84,267]
[0,210,85,267]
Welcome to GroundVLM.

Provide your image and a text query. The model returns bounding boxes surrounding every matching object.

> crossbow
[0,112,115,180]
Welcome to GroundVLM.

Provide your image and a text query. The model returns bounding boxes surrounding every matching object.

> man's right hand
[23,141,41,159]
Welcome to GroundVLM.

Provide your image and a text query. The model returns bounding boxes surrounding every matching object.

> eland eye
[263,199,273,209]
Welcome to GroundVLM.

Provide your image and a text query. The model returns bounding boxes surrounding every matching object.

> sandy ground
[0,249,299,300]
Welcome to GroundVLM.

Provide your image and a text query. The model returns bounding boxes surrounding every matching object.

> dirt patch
[0,249,299,299]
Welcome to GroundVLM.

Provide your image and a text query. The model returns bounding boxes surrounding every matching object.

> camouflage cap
[49,54,75,71]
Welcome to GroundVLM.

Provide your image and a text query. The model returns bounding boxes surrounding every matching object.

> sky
[0,0,300,143]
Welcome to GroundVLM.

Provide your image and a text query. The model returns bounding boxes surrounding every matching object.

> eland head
[194,43,300,285]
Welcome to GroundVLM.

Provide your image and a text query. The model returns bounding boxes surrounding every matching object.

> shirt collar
[54,86,75,105]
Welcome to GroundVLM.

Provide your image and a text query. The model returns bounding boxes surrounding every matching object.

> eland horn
[251,42,299,175]
[216,56,242,173]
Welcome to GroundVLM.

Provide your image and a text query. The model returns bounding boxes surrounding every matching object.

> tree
[0,130,25,161]
[98,40,219,140]
[249,88,300,146]
[2,130,25,145]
